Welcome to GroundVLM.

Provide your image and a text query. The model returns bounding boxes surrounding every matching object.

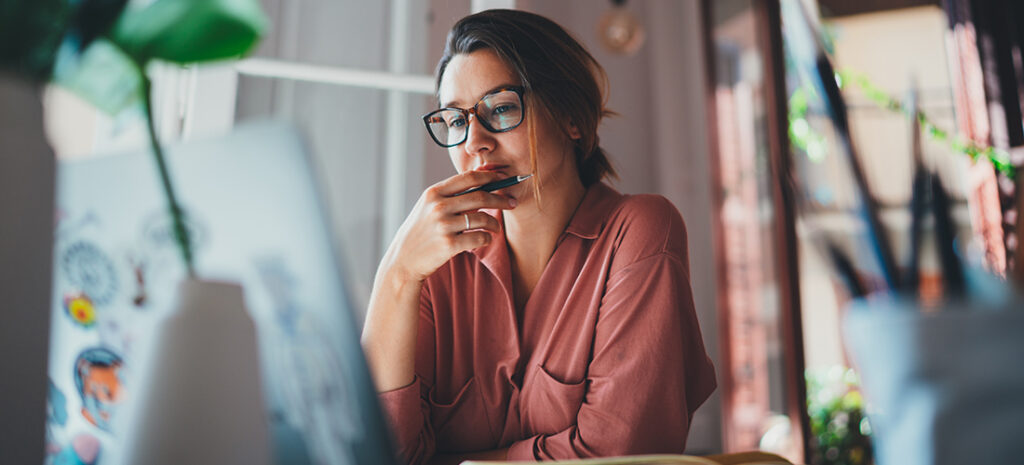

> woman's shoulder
[586,183,683,229]
[612,193,683,226]
[603,191,689,266]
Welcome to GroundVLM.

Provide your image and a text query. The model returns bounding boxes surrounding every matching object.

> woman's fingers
[449,230,492,253]
[430,169,510,197]
[387,171,516,281]
[444,190,517,214]
[448,211,501,235]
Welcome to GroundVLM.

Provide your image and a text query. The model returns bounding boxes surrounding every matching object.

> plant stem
[139,70,196,278]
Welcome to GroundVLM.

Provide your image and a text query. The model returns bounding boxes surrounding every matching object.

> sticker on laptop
[60,241,119,307]
[63,292,97,328]
[74,347,125,432]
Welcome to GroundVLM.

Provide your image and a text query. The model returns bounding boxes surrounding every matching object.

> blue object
[845,298,1024,465]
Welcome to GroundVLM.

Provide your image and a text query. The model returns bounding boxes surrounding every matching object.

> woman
[362,9,716,464]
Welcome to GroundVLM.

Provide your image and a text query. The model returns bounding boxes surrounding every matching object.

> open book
[463,451,791,465]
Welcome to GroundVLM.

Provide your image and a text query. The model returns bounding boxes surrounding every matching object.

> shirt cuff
[377,376,423,448]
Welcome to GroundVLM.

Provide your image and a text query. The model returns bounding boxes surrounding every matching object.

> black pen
[454,174,533,196]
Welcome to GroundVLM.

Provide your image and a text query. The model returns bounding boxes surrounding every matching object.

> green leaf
[52,38,142,115]
[110,0,268,64]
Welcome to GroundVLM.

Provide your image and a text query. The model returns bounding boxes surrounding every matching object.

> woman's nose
[463,113,495,156]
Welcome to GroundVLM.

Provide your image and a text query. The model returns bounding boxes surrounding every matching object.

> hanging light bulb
[597,0,645,55]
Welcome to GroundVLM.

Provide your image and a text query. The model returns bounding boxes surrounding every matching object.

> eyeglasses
[422,86,525,148]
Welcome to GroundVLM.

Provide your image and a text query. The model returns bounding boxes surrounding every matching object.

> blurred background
[37,0,1024,463]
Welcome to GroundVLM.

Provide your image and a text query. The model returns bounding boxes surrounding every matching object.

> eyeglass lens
[426,90,523,147]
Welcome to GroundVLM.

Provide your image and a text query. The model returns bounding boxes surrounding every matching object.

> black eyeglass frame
[421,86,526,148]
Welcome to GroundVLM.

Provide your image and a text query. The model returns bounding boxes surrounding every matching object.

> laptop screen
[47,120,397,465]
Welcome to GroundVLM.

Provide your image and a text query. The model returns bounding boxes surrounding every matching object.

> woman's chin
[494,183,530,203]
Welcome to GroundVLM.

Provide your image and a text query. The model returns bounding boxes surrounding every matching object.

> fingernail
[509,198,518,207]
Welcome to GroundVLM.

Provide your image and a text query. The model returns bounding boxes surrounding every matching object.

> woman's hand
[364,170,517,392]
[382,169,518,283]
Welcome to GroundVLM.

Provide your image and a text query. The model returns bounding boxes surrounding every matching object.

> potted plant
[806,366,874,465]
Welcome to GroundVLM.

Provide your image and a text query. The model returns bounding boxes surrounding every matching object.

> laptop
[46,120,397,465]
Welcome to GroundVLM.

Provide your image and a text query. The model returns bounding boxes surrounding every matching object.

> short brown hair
[436,9,617,187]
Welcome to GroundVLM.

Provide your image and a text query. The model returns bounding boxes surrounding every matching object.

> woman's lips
[475,163,509,172]
[471,164,523,197]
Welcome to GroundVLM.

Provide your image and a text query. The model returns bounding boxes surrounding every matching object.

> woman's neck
[502,172,587,303]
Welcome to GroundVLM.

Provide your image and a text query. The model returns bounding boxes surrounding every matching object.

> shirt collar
[468,180,618,266]
[472,182,623,271]
[473,209,511,294]
[564,182,622,239]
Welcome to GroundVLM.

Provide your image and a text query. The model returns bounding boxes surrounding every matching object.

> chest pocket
[520,365,587,435]
[428,377,496,452]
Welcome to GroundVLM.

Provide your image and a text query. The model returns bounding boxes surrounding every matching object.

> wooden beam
[818,0,940,18]
[752,1,812,462]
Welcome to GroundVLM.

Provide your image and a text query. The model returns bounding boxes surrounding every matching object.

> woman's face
[438,49,580,204]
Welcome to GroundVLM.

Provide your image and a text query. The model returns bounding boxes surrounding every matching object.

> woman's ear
[567,122,582,141]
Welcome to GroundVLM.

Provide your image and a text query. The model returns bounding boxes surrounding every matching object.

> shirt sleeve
[377,286,439,465]
[506,251,717,460]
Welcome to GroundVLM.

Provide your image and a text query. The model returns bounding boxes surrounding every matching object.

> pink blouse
[378,182,716,463]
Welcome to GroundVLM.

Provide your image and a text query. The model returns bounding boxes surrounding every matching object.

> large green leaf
[110,0,267,64]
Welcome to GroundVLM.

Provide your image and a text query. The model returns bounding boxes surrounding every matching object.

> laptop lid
[47,120,397,465]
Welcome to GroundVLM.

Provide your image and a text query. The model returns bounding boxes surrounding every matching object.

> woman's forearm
[362,263,424,393]
[428,447,510,465]
[361,171,511,393]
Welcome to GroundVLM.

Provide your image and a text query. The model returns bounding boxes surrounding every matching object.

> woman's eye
[448,116,467,128]
[493,103,517,115]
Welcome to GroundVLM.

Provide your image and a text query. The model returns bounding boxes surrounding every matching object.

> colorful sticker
[63,293,97,328]
[73,347,125,432]
[47,378,68,427]
[46,379,69,459]
[52,433,100,465]
[60,241,118,306]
